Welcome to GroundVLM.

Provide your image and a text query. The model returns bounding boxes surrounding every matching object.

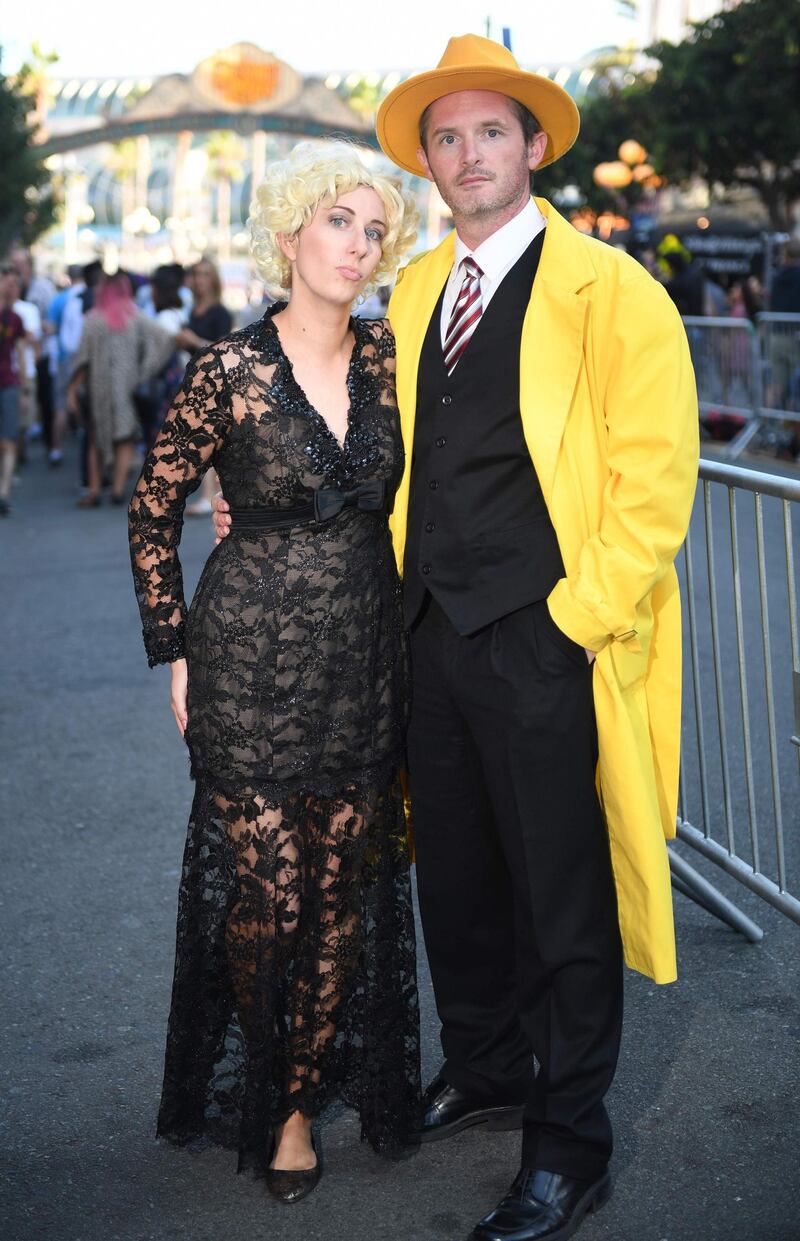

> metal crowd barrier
[682,313,800,460]
[758,312,800,419]
[672,457,800,942]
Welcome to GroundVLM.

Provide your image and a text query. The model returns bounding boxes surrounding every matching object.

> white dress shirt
[440,198,547,346]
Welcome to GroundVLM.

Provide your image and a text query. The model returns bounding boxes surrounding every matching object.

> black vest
[404,233,565,634]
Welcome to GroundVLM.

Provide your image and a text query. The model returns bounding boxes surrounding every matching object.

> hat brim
[376,66,580,177]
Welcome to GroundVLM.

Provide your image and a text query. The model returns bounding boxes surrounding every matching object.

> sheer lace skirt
[156,773,421,1168]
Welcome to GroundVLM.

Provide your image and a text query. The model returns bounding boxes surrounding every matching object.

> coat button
[421,563,431,575]
[436,436,447,447]
[429,479,439,490]
[442,394,452,406]
[425,521,435,533]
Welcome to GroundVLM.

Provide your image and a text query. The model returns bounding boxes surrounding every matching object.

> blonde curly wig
[248,140,418,296]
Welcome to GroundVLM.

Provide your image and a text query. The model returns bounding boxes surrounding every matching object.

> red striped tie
[443,256,483,375]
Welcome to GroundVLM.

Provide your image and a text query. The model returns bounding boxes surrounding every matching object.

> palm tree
[135,134,151,219]
[205,131,246,262]
[16,42,59,136]
[109,139,140,260]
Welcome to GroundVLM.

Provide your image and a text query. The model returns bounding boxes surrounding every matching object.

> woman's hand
[176,327,205,352]
[170,658,189,736]
[212,493,232,545]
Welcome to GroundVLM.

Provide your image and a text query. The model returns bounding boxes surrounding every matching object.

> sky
[2,0,638,79]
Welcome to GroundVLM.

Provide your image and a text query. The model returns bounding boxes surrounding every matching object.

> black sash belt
[229,478,386,531]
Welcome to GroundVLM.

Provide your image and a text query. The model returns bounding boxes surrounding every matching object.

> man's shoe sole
[553,1172,613,1239]
[419,1103,525,1142]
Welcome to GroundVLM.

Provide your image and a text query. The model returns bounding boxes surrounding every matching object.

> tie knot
[462,256,482,280]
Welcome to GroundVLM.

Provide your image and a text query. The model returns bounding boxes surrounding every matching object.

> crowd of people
[1,220,798,520]
[654,231,800,331]
[0,252,244,517]
[649,233,800,449]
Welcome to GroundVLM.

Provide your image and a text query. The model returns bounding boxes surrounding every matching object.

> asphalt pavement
[1,442,799,1241]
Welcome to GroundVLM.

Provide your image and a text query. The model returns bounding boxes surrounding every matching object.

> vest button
[441,394,452,406]
[421,563,431,575]
[436,436,447,448]
[429,479,439,490]
[425,521,435,533]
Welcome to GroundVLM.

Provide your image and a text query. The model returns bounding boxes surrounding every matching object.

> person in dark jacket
[767,239,800,412]
[771,239,800,313]
[662,249,704,317]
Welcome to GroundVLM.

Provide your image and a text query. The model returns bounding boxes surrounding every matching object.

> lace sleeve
[128,348,230,667]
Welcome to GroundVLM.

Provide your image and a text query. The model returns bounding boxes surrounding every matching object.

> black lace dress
[129,307,420,1168]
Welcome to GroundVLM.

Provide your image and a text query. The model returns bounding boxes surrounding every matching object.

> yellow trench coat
[387,199,699,984]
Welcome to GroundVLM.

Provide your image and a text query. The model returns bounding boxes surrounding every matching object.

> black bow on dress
[313,478,386,523]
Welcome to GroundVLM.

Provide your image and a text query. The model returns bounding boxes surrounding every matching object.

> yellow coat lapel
[519,200,597,506]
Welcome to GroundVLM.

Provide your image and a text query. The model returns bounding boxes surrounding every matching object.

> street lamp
[593,161,633,190]
[618,139,647,167]
[594,141,662,193]
[590,140,665,244]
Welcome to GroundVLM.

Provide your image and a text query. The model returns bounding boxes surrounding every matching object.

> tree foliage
[0,50,57,254]
[538,0,800,230]
[536,86,648,215]
[639,0,800,229]
[205,131,247,184]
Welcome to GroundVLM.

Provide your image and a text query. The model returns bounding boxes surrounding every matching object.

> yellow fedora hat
[376,34,580,176]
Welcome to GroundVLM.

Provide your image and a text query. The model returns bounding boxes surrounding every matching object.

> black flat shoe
[264,1128,322,1204]
[468,1168,611,1241]
[419,1075,525,1143]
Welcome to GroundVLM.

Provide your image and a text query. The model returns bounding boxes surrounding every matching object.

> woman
[128,142,420,1201]
[178,257,232,354]
[177,258,232,516]
[69,273,173,505]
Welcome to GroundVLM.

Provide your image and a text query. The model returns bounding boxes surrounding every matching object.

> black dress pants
[408,594,623,1179]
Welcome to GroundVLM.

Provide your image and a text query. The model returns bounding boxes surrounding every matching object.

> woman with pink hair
[68,272,174,505]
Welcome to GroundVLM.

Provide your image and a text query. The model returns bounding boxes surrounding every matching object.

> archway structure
[40,42,378,158]
[40,43,384,266]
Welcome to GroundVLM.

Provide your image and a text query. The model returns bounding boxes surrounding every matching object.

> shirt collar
[453,198,546,280]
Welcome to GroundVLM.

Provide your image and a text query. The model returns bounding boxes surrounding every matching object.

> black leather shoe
[264,1128,322,1204]
[419,1075,525,1143]
[468,1167,611,1240]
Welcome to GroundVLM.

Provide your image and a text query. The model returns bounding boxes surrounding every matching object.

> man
[767,238,800,422]
[7,268,43,465]
[45,264,84,467]
[380,36,697,1241]
[658,235,705,317]
[59,259,103,363]
[59,260,103,493]
[0,266,30,515]
[770,237,800,314]
[9,248,55,322]
[10,249,55,460]
[215,35,698,1241]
